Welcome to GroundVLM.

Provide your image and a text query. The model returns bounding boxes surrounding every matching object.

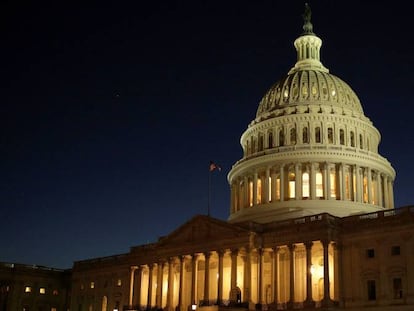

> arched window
[290,128,296,145]
[315,127,321,143]
[350,131,355,147]
[303,127,309,143]
[279,128,285,146]
[359,134,364,149]
[339,129,345,145]
[102,296,108,311]
[288,172,296,199]
[258,135,264,152]
[328,127,334,144]
[302,172,310,198]
[268,132,273,149]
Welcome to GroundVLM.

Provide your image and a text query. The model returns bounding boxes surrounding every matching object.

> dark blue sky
[1,1,413,269]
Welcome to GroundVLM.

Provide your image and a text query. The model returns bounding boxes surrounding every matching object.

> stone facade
[0,262,70,311]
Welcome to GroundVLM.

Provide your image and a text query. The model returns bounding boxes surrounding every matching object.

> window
[316,172,323,198]
[288,172,295,199]
[315,127,321,143]
[345,169,351,200]
[391,246,401,256]
[328,127,333,143]
[367,280,376,300]
[53,289,59,296]
[90,282,95,289]
[257,178,262,204]
[330,170,336,199]
[279,128,285,146]
[393,278,403,299]
[302,172,309,198]
[117,279,122,287]
[24,286,32,293]
[360,134,364,149]
[258,134,264,152]
[268,176,272,202]
[339,129,345,145]
[39,287,46,294]
[290,128,296,145]
[350,131,355,147]
[268,132,273,148]
[302,127,309,143]
[275,178,281,200]
[249,181,253,207]
[367,249,375,258]
[51,308,57,311]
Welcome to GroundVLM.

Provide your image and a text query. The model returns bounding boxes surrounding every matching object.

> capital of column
[304,241,313,251]
[130,265,139,272]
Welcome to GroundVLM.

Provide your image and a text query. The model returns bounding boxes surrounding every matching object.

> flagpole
[208,168,211,216]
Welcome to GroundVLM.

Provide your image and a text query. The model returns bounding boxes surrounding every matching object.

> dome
[227,5,395,225]
[256,70,364,122]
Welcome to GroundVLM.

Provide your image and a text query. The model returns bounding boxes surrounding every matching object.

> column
[310,163,316,200]
[258,249,263,305]
[271,171,277,202]
[333,243,341,305]
[191,254,198,305]
[273,247,279,306]
[288,244,295,308]
[280,165,285,201]
[167,258,174,311]
[377,172,382,207]
[128,266,139,309]
[253,172,258,206]
[322,240,332,306]
[304,242,314,307]
[265,168,270,203]
[244,176,249,208]
[217,250,224,305]
[295,163,301,200]
[147,264,154,310]
[355,165,361,203]
[178,256,185,311]
[134,266,142,307]
[203,252,210,305]
[243,249,252,305]
[231,249,238,298]
[156,262,164,308]
[389,180,395,208]
[383,175,389,208]
[340,163,345,200]
[325,163,331,200]
[367,168,372,204]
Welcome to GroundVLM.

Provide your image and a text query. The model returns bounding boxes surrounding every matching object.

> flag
[209,161,222,172]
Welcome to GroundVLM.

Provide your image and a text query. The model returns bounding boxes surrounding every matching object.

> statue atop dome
[302,3,314,34]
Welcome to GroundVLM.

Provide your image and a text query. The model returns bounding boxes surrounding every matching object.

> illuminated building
[55,4,414,311]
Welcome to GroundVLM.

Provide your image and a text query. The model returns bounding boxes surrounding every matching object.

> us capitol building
[2,5,414,311]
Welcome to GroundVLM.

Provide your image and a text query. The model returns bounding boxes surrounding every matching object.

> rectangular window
[117,279,122,287]
[249,181,253,207]
[268,176,272,202]
[367,249,375,258]
[316,172,323,197]
[393,278,403,299]
[275,178,280,200]
[330,171,336,198]
[24,286,32,293]
[39,287,46,294]
[367,280,376,300]
[90,282,95,289]
[257,178,262,204]
[391,246,401,256]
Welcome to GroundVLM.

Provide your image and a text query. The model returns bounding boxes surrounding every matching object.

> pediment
[156,214,249,248]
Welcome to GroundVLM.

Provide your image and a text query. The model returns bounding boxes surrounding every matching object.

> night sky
[1,1,414,269]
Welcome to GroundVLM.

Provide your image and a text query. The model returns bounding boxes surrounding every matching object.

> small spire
[302,3,314,34]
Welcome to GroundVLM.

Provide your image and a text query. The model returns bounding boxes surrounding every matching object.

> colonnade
[126,241,338,311]
[230,162,394,213]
